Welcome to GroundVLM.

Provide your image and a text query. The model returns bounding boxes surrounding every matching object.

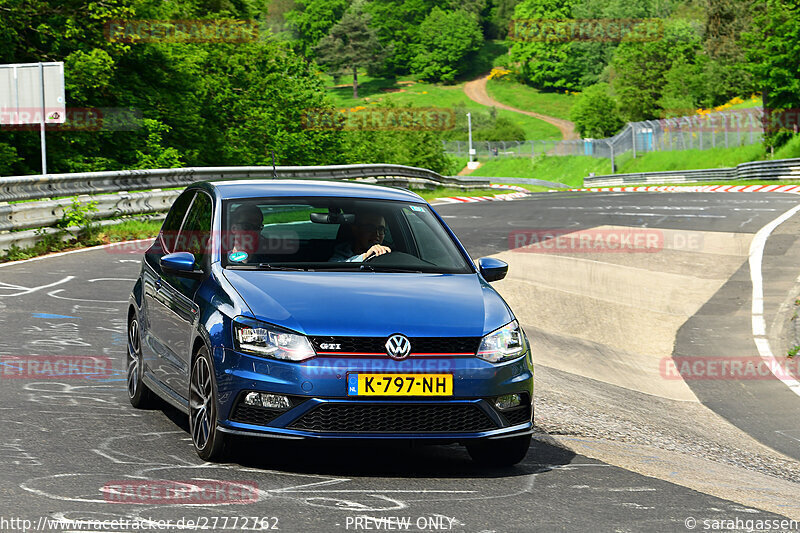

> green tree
[658,55,707,116]
[570,83,624,137]
[410,8,484,83]
[743,0,800,149]
[506,0,581,90]
[133,119,184,169]
[0,142,21,176]
[284,0,349,58]
[315,0,384,99]
[610,19,703,121]
[486,0,522,39]
[702,0,754,106]
[365,0,440,76]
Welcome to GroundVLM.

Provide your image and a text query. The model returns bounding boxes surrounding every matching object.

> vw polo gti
[127,180,533,465]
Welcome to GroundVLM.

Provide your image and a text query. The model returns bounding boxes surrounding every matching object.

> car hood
[222,270,513,337]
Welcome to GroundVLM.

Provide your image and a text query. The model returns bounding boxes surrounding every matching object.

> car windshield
[221,196,473,274]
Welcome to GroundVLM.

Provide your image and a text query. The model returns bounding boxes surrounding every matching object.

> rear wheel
[127,315,156,408]
[466,435,531,467]
[189,346,227,461]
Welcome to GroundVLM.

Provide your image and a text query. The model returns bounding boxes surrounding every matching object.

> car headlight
[477,320,527,363]
[232,317,316,362]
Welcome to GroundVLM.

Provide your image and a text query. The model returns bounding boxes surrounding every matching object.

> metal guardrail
[0,164,488,202]
[584,158,800,187]
[0,190,180,231]
[0,215,165,253]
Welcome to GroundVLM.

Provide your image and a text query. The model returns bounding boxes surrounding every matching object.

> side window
[160,191,195,253]
[175,193,213,268]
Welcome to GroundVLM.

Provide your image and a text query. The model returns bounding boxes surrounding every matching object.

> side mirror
[160,252,204,278]
[478,257,508,282]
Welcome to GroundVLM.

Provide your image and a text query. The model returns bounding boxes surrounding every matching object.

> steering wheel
[363,250,393,263]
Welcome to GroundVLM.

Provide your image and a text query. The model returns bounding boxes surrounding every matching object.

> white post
[39,63,47,175]
[467,112,473,163]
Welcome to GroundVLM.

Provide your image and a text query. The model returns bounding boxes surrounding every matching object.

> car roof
[198,179,426,202]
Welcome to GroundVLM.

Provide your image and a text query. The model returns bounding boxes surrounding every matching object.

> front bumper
[213,348,534,441]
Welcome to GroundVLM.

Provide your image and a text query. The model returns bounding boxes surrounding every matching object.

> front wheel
[466,435,531,467]
[127,315,156,408]
[189,346,227,461]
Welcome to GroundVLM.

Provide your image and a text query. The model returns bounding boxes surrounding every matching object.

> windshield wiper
[258,263,312,271]
[226,263,310,271]
[360,265,424,273]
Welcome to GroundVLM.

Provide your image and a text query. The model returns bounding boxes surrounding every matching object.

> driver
[329,211,391,262]
[228,203,265,256]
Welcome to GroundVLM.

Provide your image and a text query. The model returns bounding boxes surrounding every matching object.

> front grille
[310,336,481,355]
[289,403,497,433]
[502,405,532,426]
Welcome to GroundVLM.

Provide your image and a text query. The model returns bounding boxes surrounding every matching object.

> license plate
[347,373,453,396]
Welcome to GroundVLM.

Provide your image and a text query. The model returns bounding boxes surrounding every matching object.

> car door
[155,191,213,398]
[142,189,195,389]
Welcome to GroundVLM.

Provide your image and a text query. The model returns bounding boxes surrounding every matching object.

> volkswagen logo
[385,334,411,360]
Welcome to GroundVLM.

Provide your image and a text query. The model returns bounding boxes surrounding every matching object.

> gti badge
[385,334,411,360]
[320,343,342,350]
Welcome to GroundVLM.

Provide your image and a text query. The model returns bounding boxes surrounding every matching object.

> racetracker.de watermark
[660,108,800,134]
[507,228,704,254]
[301,108,456,131]
[508,18,664,42]
[105,19,260,43]
[0,107,143,131]
[662,357,800,381]
[0,355,113,380]
[102,480,259,505]
[105,231,300,256]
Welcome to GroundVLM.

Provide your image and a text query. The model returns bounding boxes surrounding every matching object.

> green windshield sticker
[229,251,248,262]
[410,205,425,212]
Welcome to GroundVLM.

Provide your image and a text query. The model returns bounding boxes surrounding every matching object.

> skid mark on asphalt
[0,276,74,298]
[17,428,550,513]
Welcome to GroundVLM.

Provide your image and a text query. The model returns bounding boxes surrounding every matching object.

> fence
[0,164,492,253]
[443,108,766,162]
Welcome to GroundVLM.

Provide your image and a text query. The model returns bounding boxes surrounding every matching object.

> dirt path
[463,74,580,140]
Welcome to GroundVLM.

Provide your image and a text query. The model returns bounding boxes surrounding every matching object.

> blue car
[127,180,534,465]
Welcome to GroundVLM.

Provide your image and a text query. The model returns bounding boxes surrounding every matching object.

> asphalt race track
[2,191,800,532]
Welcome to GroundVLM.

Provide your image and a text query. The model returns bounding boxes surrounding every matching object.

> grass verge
[613,144,766,173]
[324,74,561,140]
[485,79,576,120]
[467,156,610,188]
[464,143,777,186]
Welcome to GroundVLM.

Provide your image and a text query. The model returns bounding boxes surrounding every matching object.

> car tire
[466,435,531,467]
[127,314,156,409]
[189,346,227,461]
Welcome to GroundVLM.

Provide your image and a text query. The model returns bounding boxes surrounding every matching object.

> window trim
[160,190,197,254]
[175,189,214,271]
